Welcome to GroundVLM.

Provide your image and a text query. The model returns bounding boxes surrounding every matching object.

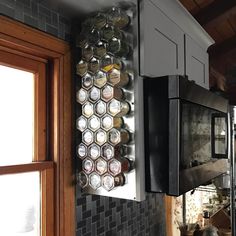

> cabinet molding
[140,0,185,77]
[148,0,214,50]
[185,34,209,89]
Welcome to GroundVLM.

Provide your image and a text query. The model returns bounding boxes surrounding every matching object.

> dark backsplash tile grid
[76,185,166,236]
[0,0,71,41]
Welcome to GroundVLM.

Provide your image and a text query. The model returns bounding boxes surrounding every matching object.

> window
[0,172,41,236]
[0,16,74,236]
[0,64,40,235]
[0,49,53,236]
[0,65,34,166]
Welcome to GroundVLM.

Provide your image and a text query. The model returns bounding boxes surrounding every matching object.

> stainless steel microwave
[143,75,230,196]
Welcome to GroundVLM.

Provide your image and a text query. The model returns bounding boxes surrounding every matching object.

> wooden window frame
[0,16,74,236]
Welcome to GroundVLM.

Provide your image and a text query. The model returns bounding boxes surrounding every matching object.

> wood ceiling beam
[208,34,236,59]
[194,0,236,27]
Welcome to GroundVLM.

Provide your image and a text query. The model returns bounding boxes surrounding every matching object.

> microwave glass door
[181,102,227,171]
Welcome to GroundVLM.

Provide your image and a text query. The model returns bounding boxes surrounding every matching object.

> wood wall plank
[215,20,235,39]
[195,0,215,9]
[180,0,200,14]
[205,27,224,44]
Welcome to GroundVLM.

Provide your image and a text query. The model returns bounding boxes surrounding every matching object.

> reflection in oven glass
[180,103,224,170]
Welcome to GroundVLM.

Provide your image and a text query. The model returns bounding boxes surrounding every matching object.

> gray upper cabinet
[139,0,214,89]
[185,35,209,89]
[139,0,185,78]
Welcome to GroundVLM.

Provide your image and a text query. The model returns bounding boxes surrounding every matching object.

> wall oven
[144,75,230,196]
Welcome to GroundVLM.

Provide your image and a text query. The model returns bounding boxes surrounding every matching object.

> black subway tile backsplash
[46,23,58,36]
[20,0,31,7]
[1,0,15,7]
[0,3,14,17]
[51,12,58,26]
[38,4,51,17]
[77,189,166,236]
[59,15,69,25]
[31,2,38,17]
[0,0,71,41]
[24,14,38,27]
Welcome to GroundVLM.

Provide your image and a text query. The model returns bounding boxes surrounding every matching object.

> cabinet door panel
[185,35,209,89]
[140,0,184,77]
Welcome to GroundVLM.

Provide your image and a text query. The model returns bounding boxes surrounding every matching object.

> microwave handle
[211,113,229,159]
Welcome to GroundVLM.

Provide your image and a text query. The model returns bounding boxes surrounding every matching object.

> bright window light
[0,172,40,236]
[0,65,34,165]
